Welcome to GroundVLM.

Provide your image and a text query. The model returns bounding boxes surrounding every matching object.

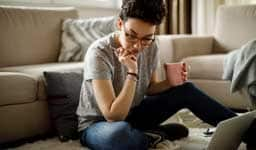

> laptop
[207,110,256,150]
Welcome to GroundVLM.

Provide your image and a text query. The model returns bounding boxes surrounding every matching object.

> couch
[0,4,254,145]
[156,4,256,111]
[0,5,84,144]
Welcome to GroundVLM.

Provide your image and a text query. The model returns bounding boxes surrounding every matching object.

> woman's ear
[116,18,123,30]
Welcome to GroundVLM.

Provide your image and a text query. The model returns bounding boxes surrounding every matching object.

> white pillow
[58,16,117,62]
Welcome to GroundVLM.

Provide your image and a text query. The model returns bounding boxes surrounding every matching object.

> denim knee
[80,121,148,150]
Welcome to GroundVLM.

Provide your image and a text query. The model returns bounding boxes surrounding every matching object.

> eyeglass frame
[123,25,155,47]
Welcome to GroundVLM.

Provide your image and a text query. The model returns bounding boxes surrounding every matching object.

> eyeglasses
[123,25,155,47]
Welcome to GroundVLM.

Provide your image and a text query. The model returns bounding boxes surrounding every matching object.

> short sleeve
[84,45,112,81]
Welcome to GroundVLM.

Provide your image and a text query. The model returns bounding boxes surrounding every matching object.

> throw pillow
[58,16,117,62]
[43,70,83,142]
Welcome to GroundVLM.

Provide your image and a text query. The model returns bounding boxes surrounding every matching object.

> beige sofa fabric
[214,5,256,52]
[182,54,225,80]
[0,6,78,67]
[0,62,84,101]
[0,100,51,143]
[157,35,214,62]
[0,72,37,106]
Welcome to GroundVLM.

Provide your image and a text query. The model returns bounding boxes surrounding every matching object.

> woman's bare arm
[92,76,137,122]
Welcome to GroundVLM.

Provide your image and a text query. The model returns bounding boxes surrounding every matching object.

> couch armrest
[157,35,214,62]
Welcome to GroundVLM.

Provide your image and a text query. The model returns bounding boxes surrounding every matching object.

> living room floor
[8,109,246,150]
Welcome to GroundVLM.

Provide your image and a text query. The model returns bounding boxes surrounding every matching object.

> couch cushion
[0,5,78,67]
[182,54,226,80]
[214,5,256,52]
[0,100,51,144]
[0,72,37,106]
[0,62,84,101]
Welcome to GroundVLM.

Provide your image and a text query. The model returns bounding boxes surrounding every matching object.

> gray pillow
[58,16,117,62]
[43,71,83,142]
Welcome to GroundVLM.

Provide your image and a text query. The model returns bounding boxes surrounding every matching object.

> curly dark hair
[119,0,166,25]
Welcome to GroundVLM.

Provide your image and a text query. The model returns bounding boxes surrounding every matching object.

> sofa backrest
[0,5,78,67]
[213,4,256,53]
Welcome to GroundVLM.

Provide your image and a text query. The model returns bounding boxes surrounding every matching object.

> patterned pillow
[58,16,117,62]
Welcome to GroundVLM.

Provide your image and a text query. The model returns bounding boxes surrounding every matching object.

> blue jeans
[80,82,236,150]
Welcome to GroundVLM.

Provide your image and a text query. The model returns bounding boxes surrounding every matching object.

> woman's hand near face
[115,47,138,73]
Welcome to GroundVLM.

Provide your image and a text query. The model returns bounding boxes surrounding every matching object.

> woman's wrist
[127,72,139,80]
[126,74,137,82]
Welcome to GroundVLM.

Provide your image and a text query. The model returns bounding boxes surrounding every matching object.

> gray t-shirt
[76,32,159,131]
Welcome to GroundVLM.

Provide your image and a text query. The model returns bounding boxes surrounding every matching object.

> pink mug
[164,62,187,86]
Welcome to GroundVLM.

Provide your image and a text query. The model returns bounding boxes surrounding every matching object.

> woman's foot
[151,123,189,141]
